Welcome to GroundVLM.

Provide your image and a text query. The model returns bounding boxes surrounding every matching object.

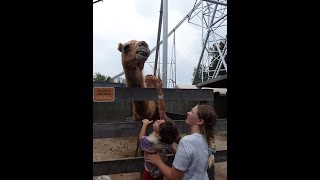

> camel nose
[138,41,148,47]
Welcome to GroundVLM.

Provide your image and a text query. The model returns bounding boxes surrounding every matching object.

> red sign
[93,87,115,102]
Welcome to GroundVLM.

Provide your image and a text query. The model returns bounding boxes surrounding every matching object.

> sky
[93,0,226,86]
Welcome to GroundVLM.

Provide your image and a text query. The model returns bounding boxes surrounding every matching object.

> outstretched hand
[142,119,153,125]
[156,79,163,90]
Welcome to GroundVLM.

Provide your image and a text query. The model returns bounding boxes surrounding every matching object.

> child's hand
[156,79,163,90]
[142,119,153,125]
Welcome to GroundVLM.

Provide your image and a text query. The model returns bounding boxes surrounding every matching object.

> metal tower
[191,0,227,85]
[151,30,177,89]
[112,0,227,87]
[93,0,103,4]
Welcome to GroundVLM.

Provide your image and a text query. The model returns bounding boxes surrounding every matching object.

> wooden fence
[93,119,227,179]
[93,86,227,179]
[93,85,217,123]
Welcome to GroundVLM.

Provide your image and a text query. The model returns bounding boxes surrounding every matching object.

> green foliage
[116,77,126,83]
[93,72,115,83]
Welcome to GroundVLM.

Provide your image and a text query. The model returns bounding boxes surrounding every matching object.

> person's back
[173,133,209,180]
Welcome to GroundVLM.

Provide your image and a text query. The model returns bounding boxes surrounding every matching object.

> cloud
[93,0,226,85]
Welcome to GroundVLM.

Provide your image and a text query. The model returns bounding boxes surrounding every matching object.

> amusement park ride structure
[95,0,227,88]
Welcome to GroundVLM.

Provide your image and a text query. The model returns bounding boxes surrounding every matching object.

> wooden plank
[214,149,227,162]
[111,87,214,101]
[93,155,173,176]
[214,92,227,118]
[93,82,126,88]
[93,119,227,139]
[93,150,227,176]
[215,118,227,132]
[93,100,207,123]
[93,87,216,123]
[207,150,227,180]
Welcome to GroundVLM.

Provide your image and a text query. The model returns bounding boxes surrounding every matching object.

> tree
[105,76,115,83]
[93,72,115,83]
[192,66,208,84]
[93,72,106,82]
[116,77,126,83]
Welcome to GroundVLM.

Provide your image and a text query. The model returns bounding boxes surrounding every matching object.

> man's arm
[146,153,184,180]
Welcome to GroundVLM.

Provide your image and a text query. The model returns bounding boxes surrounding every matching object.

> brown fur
[144,75,159,88]
[118,40,160,121]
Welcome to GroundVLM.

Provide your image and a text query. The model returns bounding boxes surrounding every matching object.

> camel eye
[123,45,130,53]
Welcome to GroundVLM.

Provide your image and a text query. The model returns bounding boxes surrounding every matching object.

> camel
[118,40,169,157]
[118,40,162,122]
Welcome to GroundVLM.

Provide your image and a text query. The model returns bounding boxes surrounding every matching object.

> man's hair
[159,120,179,144]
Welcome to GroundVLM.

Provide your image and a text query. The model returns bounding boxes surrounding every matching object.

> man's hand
[145,153,162,166]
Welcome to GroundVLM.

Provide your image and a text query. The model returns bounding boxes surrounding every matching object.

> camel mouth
[136,50,150,60]
[136,50,150,57]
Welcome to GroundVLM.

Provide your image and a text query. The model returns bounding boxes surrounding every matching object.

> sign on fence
[93,87,115,102]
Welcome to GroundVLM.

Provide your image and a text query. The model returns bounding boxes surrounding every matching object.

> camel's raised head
[118,40,150,68]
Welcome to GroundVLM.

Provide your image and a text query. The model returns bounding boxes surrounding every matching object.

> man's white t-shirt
[173,133,209,180]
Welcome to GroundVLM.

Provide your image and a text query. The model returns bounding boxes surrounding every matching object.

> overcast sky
[93,0,226,86]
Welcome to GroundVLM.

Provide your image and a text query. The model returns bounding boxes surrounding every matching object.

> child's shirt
[140,132,171,178]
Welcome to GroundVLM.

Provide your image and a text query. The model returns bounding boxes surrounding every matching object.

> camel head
[118,40,151,69]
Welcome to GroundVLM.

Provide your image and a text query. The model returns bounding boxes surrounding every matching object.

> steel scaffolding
[191,0,227,85]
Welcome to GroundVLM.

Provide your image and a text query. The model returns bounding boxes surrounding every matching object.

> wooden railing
[93,119,227,179]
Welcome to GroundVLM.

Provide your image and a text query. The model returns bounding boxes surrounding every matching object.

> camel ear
[118,43,123,52]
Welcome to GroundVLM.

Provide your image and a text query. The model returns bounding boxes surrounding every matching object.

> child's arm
[157,79,166,120]
[171,143,177,154]
[167,143,177,154]
[139,119,153,141]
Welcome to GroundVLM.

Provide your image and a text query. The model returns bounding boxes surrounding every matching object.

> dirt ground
[93,132,227,180]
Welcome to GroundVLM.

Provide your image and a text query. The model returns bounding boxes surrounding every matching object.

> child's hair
[158,119,179,145]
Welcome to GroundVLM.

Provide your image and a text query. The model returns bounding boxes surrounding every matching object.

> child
[139,119,179,180]
[139,78,179,180]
